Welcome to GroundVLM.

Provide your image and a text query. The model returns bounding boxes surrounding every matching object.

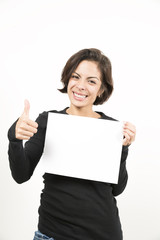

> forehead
[75,60,101,78]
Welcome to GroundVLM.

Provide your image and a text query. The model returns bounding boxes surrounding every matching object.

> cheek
[97,83,103,95]
[67,80,75,91]
[91,85,102,96]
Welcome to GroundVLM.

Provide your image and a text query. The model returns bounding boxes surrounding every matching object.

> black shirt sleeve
[111,145,129,196]
[7,111,48,184]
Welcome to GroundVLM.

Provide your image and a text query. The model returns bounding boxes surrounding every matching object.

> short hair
[58,48,113,105]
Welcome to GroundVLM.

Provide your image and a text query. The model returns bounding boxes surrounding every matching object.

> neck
[66,105,100,118]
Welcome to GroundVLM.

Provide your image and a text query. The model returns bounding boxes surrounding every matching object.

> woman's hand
[123,122,136,146]
[15,100,38,140]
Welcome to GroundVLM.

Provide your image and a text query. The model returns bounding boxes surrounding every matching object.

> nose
[76,79,86,91]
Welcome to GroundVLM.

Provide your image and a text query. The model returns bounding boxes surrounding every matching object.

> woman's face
[67,60,102,110]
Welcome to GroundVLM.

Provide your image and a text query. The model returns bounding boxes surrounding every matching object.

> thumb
[23,99,30,117]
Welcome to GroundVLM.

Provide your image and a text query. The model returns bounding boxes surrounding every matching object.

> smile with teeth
[73,92,88,99]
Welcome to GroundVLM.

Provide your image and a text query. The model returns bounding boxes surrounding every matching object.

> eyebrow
[73,72,100,81]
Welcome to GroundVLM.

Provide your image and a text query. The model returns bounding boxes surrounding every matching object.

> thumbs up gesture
[15,100,38,140]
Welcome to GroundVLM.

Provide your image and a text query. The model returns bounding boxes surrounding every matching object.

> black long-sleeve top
[8,107,129,240]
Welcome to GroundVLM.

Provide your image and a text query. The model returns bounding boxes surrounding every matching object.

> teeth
[74,92,86,99]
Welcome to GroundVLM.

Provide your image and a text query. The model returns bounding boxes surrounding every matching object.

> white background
[0,0,160,239]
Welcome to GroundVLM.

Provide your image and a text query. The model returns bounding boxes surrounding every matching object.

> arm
[8,111,48,184]
[111,121,136,196]
[111,145,129,196]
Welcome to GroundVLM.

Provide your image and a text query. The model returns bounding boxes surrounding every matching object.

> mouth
[73,91,88,101]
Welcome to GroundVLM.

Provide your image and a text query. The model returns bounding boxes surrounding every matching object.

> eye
[88,80,96,84]
[71,74,79,79]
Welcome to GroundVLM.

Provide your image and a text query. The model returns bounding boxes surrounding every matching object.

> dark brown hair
[58,48,113,105]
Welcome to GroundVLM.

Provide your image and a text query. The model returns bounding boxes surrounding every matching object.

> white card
[41,112,123,183]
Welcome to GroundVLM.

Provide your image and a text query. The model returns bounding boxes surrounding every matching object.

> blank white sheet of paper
[41,112,123,184]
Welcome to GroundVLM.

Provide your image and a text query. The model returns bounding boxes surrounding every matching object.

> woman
[8,48,136,240]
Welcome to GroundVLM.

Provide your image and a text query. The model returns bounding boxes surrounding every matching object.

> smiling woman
[67,60,103,117]
[58,48,114,119]
[7,48,136,240]
[59,48,113,105]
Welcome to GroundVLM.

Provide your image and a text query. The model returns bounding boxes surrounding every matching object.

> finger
[123,138,130,146]
[21,124,38,134]
[123,133,131,146]
[16,134,31,140]
[123,138,127,146]
[23,99,30,117]
[123,123,136,142]
[123,132,131,141]
[17,129,34,138]
[124,122,136,133]
[123,129,135,139]
[124,127,136,135]
[16,128,32,140]
[18,120,38,134]
[25,118,38,128]
[16,122,36,136]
